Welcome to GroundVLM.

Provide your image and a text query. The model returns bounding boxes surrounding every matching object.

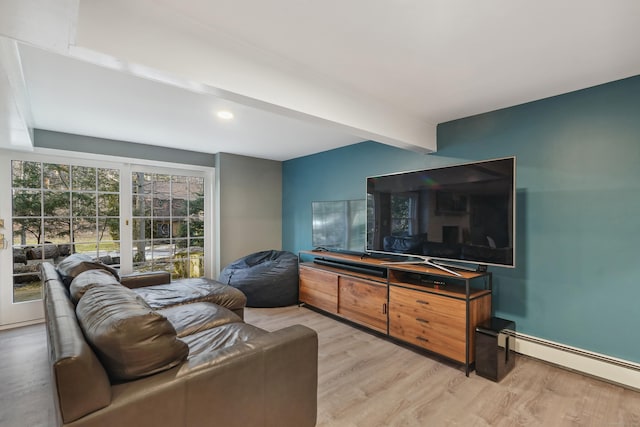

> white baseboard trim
[512,332,640,391]
[0,318,43,331]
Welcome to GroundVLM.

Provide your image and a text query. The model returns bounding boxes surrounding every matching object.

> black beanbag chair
[218,250,299,308]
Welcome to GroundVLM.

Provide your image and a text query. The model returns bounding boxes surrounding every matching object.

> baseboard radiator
[509,332,640,391]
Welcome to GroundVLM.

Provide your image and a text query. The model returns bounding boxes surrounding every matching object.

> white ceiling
[162,0,640,123]
[3,0,640,161]
[18,45,364,160]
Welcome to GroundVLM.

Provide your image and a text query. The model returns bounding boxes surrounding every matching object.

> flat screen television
[366,157,515,269]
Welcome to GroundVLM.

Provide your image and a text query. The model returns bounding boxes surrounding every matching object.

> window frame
[0,148,215,323]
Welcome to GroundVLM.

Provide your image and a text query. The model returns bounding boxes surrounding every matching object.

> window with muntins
[11,161,120,302]
[131,172,205,279]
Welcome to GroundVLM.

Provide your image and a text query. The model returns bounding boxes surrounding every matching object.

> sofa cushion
[133,278,246,313]
[120,271,171,289]
[180,323,267,361]
[157,302,243,338]
[76,285,188,381]
[57,253,119,286]
[69,269,122,304]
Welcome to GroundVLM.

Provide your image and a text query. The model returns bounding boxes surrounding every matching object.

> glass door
[130,170,206,279]
[0,150,213,327]
[0,152,121,326]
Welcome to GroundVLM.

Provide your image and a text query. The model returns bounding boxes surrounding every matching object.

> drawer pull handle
[416,336,429,342]
[416,318,429,324]
[416,300,429,305]
[382,303,387,314]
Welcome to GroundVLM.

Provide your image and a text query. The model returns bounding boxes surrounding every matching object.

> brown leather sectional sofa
[42,255,318,427]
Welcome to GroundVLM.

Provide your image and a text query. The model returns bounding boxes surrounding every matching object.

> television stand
[298,250,492,375]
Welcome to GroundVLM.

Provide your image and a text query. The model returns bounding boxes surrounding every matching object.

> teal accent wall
[282,75,640,363]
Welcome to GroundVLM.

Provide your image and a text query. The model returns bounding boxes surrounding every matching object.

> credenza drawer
[390,317,466,362]
[389,285,467,362]
[389,286,465,327]
[389,309,465,341]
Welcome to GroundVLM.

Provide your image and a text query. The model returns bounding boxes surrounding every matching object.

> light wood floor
[2,306,639,427]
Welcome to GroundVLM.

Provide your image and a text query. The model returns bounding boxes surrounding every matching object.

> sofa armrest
[178,324,318,427]
[120,271,171,289]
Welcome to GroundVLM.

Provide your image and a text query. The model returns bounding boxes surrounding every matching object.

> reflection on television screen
[367,157,515,268]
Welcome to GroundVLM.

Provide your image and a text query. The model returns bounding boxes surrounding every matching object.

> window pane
[132,219,151,241]
[13,189,41,217]
[99,218,120,242]
[174,250,203,279]
[150,242,171,265]
[171,176,188,216]
[173,218,188,238]
[98,193,119,216]
[73,245,98,258]
[98,168,119,192]
[132,172,151,194]
[133,260,153,272]
[12,160,41,188]
[13,272,42,303]
[153,219,171,239]
[190,238,204,248]
[72,166,96,190]
[73,218,97,242]
[13,259,40,275]
[43,164,70,190]
[133,240,151,264]
[153,174,171,190]
[44,218,70,243]
[132,195,151,216]
[189,196,204,217]
[174,238,188,250]
[97,241,120,262]
[153,194,170,216]
[43,191,70,217]
[13,219,41,246]
[189,176,204,194]
[172,198,188,216]
[189,219,204,237]
[22,243,60,261]
[72,193,96,216]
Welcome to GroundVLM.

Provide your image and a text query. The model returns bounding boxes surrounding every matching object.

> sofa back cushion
[42,262,112,424]
[57,253,119,286]
[76,285,189,381]
[69,269,122,304]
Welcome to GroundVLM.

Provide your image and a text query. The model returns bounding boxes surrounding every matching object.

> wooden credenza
[298,251,492,375]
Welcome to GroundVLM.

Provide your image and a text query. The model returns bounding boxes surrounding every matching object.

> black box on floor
[475,317,515,382]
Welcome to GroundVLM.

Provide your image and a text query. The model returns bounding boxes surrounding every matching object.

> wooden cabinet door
[338,276,388,333]
[299,265,338,313]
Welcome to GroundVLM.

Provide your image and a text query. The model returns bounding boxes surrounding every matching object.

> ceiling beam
[0,38,33,150]
[74,0,436,153]
[0,0,79,151]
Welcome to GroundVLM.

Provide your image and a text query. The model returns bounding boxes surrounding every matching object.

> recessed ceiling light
[216,110,234,120]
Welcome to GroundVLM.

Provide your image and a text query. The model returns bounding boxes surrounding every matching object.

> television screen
[366,157,515,268]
